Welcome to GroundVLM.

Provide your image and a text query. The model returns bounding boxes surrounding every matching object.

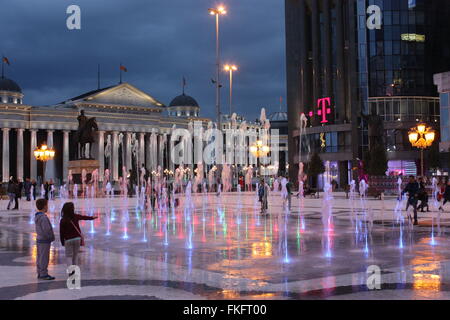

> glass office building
[286,0,450,185]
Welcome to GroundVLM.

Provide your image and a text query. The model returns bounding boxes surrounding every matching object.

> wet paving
[1,192,450,300]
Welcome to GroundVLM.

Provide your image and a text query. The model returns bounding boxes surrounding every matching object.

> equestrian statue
[76,110,99,160]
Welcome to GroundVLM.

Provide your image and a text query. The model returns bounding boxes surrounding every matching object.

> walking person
[439,180,450,212]
[417,177,430,212]
[6,177,16,210]
[59,202,97,272]
[35,199,55,280]
[24,178,32,201]
[402,176,420,225]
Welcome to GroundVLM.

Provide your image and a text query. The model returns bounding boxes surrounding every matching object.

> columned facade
[2,128,10,183]
[0,81,209,188]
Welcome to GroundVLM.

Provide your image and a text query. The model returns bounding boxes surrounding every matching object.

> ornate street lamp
[34,143,55,181]
[249,140,270,158]
[408,123,435,177]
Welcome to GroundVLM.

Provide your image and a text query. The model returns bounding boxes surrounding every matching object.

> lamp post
[250,140,270,176]
[209,6,227,130]
[408,123,435,177]
[224,64,238,116]
[33,143,55,182]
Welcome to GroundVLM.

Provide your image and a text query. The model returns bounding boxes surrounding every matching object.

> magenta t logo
[308,97,332,123]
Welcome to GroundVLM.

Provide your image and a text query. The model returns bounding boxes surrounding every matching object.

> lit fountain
[298,162,305,198]
[321,161,334,230]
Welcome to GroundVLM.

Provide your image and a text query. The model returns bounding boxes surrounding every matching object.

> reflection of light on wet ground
[252,242,272,258]
[9,193,450,299]
[413,273,441,292]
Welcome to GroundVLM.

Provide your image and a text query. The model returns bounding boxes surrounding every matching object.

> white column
[146,133,152,171]
[98,131,105,182]
[30,130,37,181]
[139,132,145,169]
[158,134,164,169]
[2,128,10,183]
[45,130,55,182]
[63,131,70,183]
[112,131,119,182]
[126,132,132,171]
[17,128,24,180]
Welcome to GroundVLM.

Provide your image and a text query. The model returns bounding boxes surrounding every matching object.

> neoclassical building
[0,76,208,184]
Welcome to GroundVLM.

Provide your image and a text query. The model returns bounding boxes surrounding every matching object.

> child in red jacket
[60,202,97,269]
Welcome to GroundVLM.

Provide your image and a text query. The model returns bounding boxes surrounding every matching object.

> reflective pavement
[1,192,450,300]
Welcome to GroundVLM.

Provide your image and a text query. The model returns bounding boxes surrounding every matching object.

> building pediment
[85,83,165,108]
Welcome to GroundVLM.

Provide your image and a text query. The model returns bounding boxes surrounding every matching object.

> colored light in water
[89,221,95,234]
[122,227,129,240]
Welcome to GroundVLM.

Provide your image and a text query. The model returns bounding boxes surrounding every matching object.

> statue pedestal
[68,160,100,184]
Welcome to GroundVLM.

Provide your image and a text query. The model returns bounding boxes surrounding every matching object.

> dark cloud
[0,0,286,121]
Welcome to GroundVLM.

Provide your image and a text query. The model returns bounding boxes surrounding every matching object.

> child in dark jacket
[35,199,55,280]
[60,202,97,268]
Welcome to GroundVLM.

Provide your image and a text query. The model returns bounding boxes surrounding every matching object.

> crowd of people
[401,175,450,225]
[3,176,55,210]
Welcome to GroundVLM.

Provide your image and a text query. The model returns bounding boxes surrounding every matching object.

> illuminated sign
[320,133,326,148]
[308,97,332,124]
[401,33,425,42]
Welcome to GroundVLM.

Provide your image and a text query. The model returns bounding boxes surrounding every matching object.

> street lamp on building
[33,143,55,181]
[408,123,435,177]
[209,6,227,130]
[224,64,238,116]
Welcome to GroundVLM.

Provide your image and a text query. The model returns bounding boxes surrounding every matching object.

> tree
[307,152,325,188]
[366,142,388,176]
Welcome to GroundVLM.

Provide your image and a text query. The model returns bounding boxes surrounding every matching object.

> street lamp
[224,64,238,116]
[408,123,435,177]
[209,5,227,130]
[34,143,55,181]
[250,140,270,158]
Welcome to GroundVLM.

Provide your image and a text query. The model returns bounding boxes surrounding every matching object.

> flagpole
[119,63,122,84]
[1,58,4,79]
[97,64,101,89]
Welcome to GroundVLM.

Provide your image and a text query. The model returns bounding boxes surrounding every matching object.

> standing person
[31,179,37,200]
[24,178,32,201]
[259,179,269,215]
[44,181,50,201]
[35,199,55,280]
[59,202,97,270]
[49,179,55,200]
[14,178,23,210]
[439,180,450,212]
[286,178,293,211]
[6,177,16,210]
[402,176,420,225]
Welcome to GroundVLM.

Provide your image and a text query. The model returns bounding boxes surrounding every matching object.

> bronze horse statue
[76,117,99,159]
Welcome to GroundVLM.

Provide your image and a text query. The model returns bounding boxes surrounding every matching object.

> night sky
[0,0,286,121]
